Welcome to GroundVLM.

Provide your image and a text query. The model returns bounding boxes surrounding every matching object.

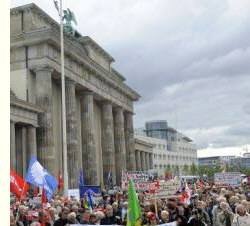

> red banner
[10,169,29,199]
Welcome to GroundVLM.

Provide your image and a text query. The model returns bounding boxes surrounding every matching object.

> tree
[183,164,189,174]
[190,163,197,175]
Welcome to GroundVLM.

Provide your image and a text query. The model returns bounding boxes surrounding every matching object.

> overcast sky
[11,0,250,152]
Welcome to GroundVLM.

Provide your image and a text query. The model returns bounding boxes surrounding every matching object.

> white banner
[146,179,180,199]
[68,189,80,201]
[214,172,241,187]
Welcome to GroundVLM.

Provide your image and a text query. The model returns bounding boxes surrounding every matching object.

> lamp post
[59,0,68,197]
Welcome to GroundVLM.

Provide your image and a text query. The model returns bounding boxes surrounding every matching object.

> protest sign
[146,179,180,199]
[214,172,241,187]
[122,171,150,190]
[68,189,80,201]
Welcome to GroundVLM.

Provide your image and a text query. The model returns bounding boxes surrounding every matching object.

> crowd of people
[10,182,250,226]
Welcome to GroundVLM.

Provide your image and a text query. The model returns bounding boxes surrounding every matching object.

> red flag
[42,187,47,204]
[58,171,64,193]
[34,186,39,197]
[10,169,29,199]
[200,179,203,192]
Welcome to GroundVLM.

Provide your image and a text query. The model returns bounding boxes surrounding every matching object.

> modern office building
[135,120,197,176]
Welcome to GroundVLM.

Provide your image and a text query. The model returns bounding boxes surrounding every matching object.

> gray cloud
[11,0,250,150]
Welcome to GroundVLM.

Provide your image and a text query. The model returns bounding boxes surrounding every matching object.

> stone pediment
[79,36,114,71]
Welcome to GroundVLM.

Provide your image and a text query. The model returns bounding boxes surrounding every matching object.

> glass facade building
[145,120,168,140]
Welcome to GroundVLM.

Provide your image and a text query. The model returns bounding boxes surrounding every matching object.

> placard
[122,171,151,190]
[68,189,80,201]
[214,172,241,187]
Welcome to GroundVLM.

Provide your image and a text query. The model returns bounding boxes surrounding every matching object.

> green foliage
[196,164,250,179]
[190,163,198,175]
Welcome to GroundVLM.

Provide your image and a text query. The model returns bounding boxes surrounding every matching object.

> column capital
[65,78,77,85]
[101,100,113,106]
[113,106,124,113]
[124,111,135,116]
[78,90,94,97]
[33,66,54,73]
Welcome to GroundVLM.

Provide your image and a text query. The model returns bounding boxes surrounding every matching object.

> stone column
[22,127,27,177]
[27,125,37,158]
[66,80,79,189]
[135,150,141,171]
[113,107,126,185]
[124,112,136,171]
[101,101,116,186]
[141,152,146,171]
[81,91,97,185]
[145,152,150,170]
[149,153,153,170]
[35,67,55,176]
[10,121,16,171]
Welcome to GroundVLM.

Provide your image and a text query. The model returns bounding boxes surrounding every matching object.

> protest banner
[122,171,151,190]
[214,172,241,187]
[146,179,180,199]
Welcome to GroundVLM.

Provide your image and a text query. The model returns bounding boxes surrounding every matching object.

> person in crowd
[232,204,250,226]
[53,207,70,226]
[66,212,79,224]
[213,197,227,225]
[30,222,41,226]
[37,210,51,226]
[176,215,187,226]
[48,207,57,225]
[215,201,234,226]
[148,212,158,226]
[80,208,91,224]
[95,211,105,225]
[196,200,211,226]
[112,202,122,218]
[89,212,99,225]
[188,208,207,226]
[16,205,28,226]
[100,204,122,225]
[71,205,82,222]
[159,210,170,224]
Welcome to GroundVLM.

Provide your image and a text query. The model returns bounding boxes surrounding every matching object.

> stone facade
[135,134,198,177]
[134,138,153,172]
[10,4,140,187]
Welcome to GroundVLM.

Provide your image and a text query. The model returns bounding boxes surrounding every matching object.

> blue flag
[87,191,94,208]
[107,170,113,189]
[26,156,58,199]
[78,169,85,199]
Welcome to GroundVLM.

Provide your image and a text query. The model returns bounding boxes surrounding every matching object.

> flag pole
[59,0,69,198]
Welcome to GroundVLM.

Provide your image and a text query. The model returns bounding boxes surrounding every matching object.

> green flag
[127,179,141,226]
